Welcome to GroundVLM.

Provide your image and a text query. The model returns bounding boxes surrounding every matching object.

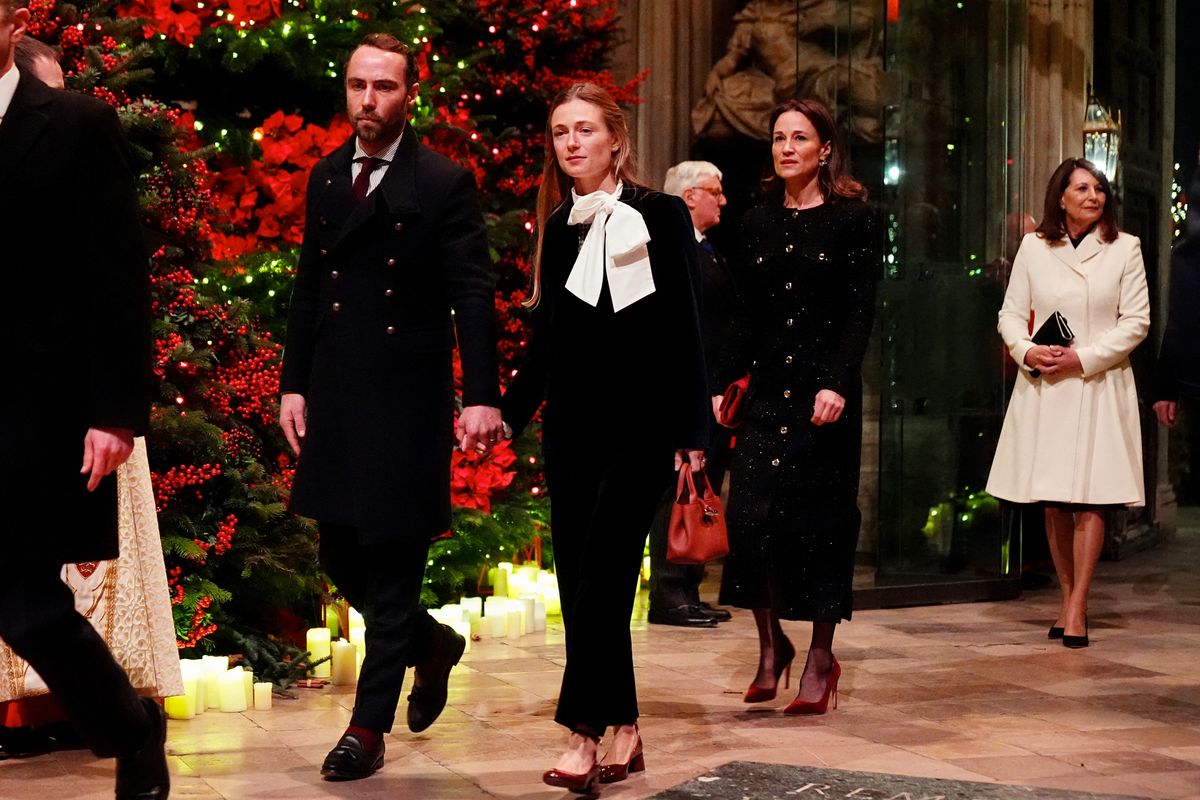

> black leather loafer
[407,623,467,733]
[321,733,385,780]
[698,602,733,622]
[647,605,718,628]
[115,698,169,800]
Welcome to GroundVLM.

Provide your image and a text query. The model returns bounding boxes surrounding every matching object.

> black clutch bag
[1029,311,1075,377]
[1032,311,1075,346]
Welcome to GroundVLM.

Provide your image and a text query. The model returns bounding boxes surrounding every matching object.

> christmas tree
[25,0,640,651]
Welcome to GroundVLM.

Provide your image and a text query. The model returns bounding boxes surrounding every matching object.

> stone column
[613,0,714,188]
[1022,0,1092,211]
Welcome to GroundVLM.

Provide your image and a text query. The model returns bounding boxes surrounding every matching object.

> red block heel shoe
[543,763,601,795]
[783,657,841,716]
[744,636,796,703]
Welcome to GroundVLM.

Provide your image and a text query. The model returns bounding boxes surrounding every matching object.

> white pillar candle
[331,639,358,685]
[506,606,524,639]
[218,667,248,712]
[533,598,547,632]
[165,669,198,720]
[542,584,561,617]
[306,627,332,678]
[253,681,273,710]
[518,595,537,632]
[485,597,508,636]
[492,568,508,599]
[242,668,254,709]
[450,620,472,654]
[201,655,228,709]
[325,603,341,639]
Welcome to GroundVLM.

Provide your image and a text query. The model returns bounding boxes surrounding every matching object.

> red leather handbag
[718,373,751,428]
[667,465,730,565]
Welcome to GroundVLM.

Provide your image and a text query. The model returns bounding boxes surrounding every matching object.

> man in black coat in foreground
[0,2,166,796]
[279,33,503,781]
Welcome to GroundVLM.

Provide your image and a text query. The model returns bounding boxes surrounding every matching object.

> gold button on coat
[387,258,397,266]
[394,222,404,232]
[384,289,394,298]
[771,458,781,467]
[330,270,339,279]
[386,326,396,335]
[783,389,792,398]
[331,302,342,312]
[780,426,788,434]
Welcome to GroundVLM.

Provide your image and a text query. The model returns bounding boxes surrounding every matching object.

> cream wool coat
[986,230,1150,506]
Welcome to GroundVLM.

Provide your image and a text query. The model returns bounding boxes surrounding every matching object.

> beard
[355,115,403,143]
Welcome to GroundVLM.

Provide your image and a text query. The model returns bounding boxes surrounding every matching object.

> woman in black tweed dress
[713,98,877,715]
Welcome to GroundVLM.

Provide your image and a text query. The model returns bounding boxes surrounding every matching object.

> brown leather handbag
[718,373,751,428]
[667,465,730,564]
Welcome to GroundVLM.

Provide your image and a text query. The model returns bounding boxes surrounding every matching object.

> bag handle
[676,463,700,504]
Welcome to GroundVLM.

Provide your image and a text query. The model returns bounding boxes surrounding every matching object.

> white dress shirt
[0,66,21,127]
[351,130,403,197]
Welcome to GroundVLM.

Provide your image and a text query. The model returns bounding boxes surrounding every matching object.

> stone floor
[2,512,1199,800]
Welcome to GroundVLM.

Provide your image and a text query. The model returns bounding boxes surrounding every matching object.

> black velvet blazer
[502,185,709,454]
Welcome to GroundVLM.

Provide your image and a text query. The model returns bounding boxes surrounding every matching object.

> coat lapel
[1047,237,1085,277]
[1075,230,1104,265]
[0,73,53,186]
[334,126,421,247]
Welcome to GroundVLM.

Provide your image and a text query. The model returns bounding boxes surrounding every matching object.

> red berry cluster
[214,514,237,555]
[214,343,282,425]
[176,595,217,649]
[152,463,222,513]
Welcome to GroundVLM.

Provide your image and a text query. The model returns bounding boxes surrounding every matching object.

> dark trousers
[0,559,149,758]
[545,444,674,732]
[648,425,734,610]
[319,524,439,732]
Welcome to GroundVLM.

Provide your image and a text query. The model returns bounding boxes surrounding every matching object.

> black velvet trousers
[544,443,675,733]
[0,559,150,758]
[318,524,439,732]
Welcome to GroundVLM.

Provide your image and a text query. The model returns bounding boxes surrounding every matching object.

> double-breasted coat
[713,201,877,621]
[986,230,1150,505]
[280,131,500,541]
[0,73,151,563]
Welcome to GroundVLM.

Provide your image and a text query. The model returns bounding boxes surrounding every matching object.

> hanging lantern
[1083,94,1121,184]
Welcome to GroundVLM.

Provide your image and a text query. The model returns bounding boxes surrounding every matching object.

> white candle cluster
[165,656,274,719]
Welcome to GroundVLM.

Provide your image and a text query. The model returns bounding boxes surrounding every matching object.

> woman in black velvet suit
[501,83,709,793]
[712,99,877,717]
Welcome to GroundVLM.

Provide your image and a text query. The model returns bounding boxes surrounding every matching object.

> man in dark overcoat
[0,2,166,796]
[645,161,739,628]
[279,32,502,781]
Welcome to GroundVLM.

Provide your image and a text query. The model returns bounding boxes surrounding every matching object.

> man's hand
[458,405,503,454]
[811,389,846,426]
[81,427,135,492]
[280,393,307,455]
[1153,400,1178,428]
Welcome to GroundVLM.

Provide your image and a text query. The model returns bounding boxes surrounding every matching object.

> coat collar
[0,71,53,186]
[1047,228,1105,277]
[329,123,422,245]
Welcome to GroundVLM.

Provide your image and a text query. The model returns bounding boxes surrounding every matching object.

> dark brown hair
[1035,157,1119,243]
[345,33,415,86]
[526,82,640,308]
[761,98,866,204]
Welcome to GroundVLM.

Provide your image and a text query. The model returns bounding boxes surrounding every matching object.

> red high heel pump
[544,731,601,795]
[744,635,795,703]
[598,727,645,784]
[783,657,841,715]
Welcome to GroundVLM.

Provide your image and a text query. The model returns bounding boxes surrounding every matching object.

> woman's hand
[1029,345,1083,376]
[812,389,845,425]
[675,449,706,472]
[712,394,725,422]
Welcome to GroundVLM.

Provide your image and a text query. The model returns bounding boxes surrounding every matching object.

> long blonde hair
[526,83,639,308]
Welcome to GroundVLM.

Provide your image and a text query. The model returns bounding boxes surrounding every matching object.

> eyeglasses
[691,185,724,199]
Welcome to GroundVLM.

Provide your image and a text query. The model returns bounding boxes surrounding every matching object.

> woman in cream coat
[987,157,1149,649]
